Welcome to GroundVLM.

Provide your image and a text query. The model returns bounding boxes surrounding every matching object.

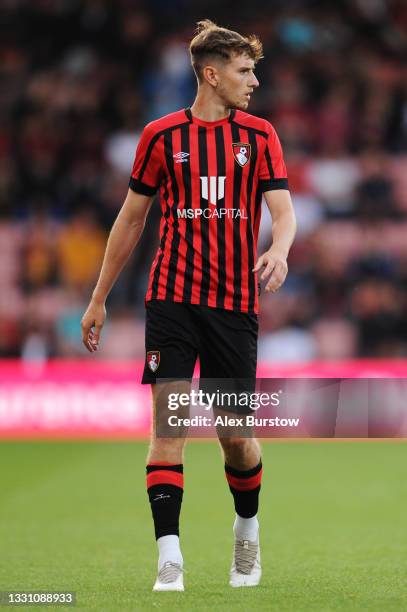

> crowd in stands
[1,0,407,362]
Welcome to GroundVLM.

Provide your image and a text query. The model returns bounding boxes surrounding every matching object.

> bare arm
[81,188,154,352]
[253,189,297,292]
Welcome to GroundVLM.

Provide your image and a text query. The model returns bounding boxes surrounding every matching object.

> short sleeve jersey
[130,108,289,314]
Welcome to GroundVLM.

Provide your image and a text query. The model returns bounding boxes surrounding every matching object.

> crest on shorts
[232,143,251,167]
[147,351,160,373]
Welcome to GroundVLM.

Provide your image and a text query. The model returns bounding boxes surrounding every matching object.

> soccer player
[81,19,296,591]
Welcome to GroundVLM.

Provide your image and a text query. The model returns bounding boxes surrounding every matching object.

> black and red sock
[225,461,262,518]
[146,463,184,540]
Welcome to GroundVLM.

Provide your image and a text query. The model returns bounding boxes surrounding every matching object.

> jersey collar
[184,107,236,126]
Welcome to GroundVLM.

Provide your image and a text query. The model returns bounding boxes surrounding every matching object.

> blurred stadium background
[1,0,407,437]
[2,0,407,363]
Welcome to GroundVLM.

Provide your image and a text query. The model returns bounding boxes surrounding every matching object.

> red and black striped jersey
[129,107,289,314]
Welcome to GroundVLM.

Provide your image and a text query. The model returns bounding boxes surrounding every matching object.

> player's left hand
[253,247,288,293]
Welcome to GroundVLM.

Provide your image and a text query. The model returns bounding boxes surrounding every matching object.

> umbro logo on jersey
[232,142,251,167]
[173,151,190,163]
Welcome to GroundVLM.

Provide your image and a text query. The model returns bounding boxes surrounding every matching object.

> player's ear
[202,65,219,88]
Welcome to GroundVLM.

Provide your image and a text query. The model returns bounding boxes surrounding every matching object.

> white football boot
[230,532,261,587]
[153,561,184,592]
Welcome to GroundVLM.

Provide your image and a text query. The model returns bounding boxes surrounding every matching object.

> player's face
[217,53,259,110]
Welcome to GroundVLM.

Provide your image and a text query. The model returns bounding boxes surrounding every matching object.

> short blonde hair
[189,19,263,82]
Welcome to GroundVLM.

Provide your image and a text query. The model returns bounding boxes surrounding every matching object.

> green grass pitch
[0,440,406,611]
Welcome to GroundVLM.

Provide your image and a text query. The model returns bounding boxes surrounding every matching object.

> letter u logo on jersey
[200,176,226,205]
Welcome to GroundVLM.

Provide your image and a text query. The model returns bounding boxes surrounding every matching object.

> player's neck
[190,92,231,123]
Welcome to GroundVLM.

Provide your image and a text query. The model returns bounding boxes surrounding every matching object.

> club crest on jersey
[232,143,251,167]
[147,351,160,372]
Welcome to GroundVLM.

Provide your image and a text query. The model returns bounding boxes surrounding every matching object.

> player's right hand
[81,301,106,353]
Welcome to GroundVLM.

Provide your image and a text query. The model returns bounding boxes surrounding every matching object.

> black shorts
[142,300,258,395]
